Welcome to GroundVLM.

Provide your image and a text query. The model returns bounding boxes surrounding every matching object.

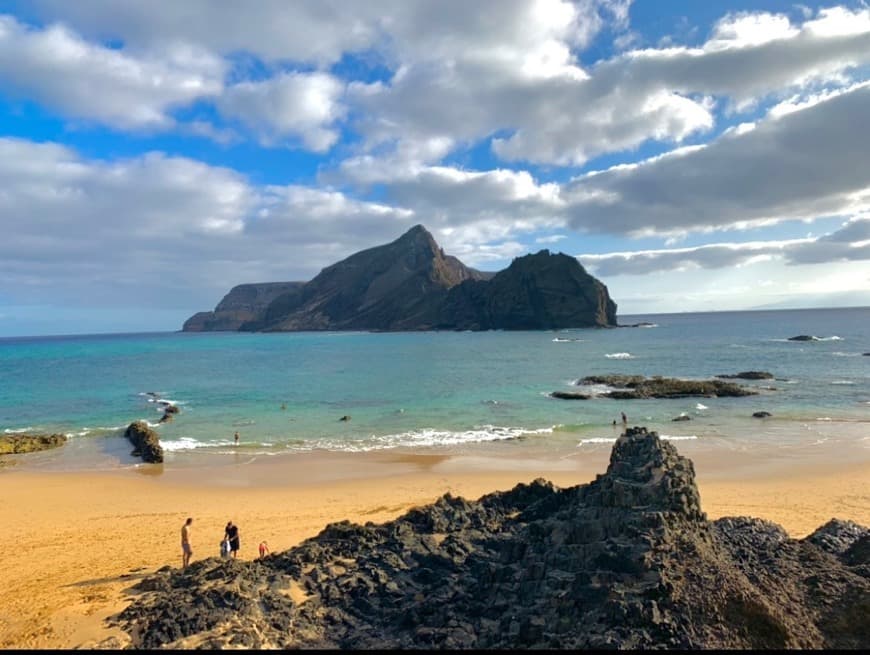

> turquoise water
[1,308,868,468]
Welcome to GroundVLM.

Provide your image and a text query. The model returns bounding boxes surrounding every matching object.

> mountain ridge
[183,225,617,332]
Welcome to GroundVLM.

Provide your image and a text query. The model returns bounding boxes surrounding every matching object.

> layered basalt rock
[182,225,618,332]
[124,421,164,463]
[113,427,869,649]
[566,374,757,399]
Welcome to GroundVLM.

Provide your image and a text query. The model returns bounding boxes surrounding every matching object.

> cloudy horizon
[1,0,869,336]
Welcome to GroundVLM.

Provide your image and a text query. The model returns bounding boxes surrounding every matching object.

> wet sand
[1,431,869,649]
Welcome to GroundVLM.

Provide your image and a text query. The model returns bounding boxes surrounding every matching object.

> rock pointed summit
[183,225,618,332]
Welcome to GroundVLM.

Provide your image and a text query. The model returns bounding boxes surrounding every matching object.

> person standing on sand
[621,412,627,426]
[225,521,240,558]
[181,517,193,569]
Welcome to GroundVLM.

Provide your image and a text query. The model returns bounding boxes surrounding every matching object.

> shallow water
[1,307,868,470]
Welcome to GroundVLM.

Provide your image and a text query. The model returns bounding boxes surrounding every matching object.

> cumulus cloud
[0,15,223,129]
[578,217,870,276]
[218,72,346,150]
[562,82,870,236]
[0,137,417,309]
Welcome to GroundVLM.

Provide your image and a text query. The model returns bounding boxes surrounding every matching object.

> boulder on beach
[124,421,164,463]
[115,427,869,650]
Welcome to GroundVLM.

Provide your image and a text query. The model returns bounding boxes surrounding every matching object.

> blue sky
[1,0,869,336]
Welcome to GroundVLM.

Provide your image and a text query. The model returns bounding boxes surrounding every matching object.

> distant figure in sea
[181,517,193,569]
[258,541,270,559]
[339,415,351,422]
[621,412,627,426]
[234,431,240,446]
[225,521,240,558]
[280,403,286,410]
[612,419,617,427]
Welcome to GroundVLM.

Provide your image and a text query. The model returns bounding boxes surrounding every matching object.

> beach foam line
[304,425,558,452]
[605,352,633,359]
[831,380,855,385]
[3,426,36,434]
[578,433,698,446]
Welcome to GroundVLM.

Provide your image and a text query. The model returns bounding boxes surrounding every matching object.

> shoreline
[1,427,869,648]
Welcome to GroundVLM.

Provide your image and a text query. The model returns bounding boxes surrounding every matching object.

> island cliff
[182,225,617,331]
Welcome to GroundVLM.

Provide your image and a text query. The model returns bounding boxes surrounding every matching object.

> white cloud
[218,72,346,150]
[562,83,870,236]
[0,15,223,129]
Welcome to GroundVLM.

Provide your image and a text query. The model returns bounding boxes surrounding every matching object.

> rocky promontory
[113,428,868,649]
[183,225,617,332]
[124,421,164,463]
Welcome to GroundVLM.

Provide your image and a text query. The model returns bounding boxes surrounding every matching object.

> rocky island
[113,428,868,649]
[183,225,617,332]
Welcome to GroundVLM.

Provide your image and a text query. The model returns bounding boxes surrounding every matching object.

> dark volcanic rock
[752,411,772,418]
[549,391,591,400]
[716,371,774,380]
[0,432,67,455]
[158,404,180,424]
[114,427,869,650]
[183,225,617,332]
[182,282,306,331]
[124,421,164,463]
[577,374,756,399]
[788,335,819,341]
[672,414,691,421]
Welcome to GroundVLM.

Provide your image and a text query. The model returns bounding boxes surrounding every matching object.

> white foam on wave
[552,337,584,342]
[65,429,91,437]
[831,351,861,357]
[695,403,708,410]
[831,380,855,385]
[658,435,699,441]
[605,352,634,359]
[316,425,557,452]
[577,437,615,445]
[819,335,843,341]
[3,426,35,434]
[161,437,209,452]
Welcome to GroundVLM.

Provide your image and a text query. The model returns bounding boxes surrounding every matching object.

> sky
[1,0,869,336]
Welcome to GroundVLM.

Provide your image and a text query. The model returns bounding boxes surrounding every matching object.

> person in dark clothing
[225,521,240,558]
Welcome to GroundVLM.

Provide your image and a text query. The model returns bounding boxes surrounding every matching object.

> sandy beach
[1,434,869,649]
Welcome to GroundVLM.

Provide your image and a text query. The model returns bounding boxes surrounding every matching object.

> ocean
[1,307,868,471]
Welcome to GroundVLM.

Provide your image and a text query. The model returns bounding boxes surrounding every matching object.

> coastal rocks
[576,374,757,399]
[158,404,180,423]
[672,414,691,421]
[549,391,591,400]
[113,427,869,650]
[788,335,819,341]
[752,411,772,418]
[124,421,164,463]
[0,432,67,456]
[716,371,774,380]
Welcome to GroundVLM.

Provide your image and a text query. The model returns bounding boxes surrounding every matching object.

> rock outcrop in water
[113,428,869,649]
[0,432,67,456]
[124,421,164,463]
[182,225,617,332]
[563,374,757,399]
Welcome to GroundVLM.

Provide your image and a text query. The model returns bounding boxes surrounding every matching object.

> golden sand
[0,437,868,649]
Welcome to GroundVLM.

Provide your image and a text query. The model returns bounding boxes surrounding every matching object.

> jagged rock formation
[183,282,306,331]
[788,335,820,341]
[124,421,164,463]
[114,428,869,649]
[182,225,617,332]
[0,432,67,456]
[568,375,757,399]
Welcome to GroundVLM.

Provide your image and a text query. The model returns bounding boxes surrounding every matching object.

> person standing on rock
[181,517,193,569]
[225,521,240,559]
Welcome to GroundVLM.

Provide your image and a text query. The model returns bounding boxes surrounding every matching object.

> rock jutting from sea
[550,374,758,400]
[182,224,618,332]
[113,427,869,650]
[124,421,164,463]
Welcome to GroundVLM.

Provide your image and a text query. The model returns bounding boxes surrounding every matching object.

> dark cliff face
[182,282,306,331]
[182,225,617,332]
[442,250,617,330]
[115,428,870,650]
